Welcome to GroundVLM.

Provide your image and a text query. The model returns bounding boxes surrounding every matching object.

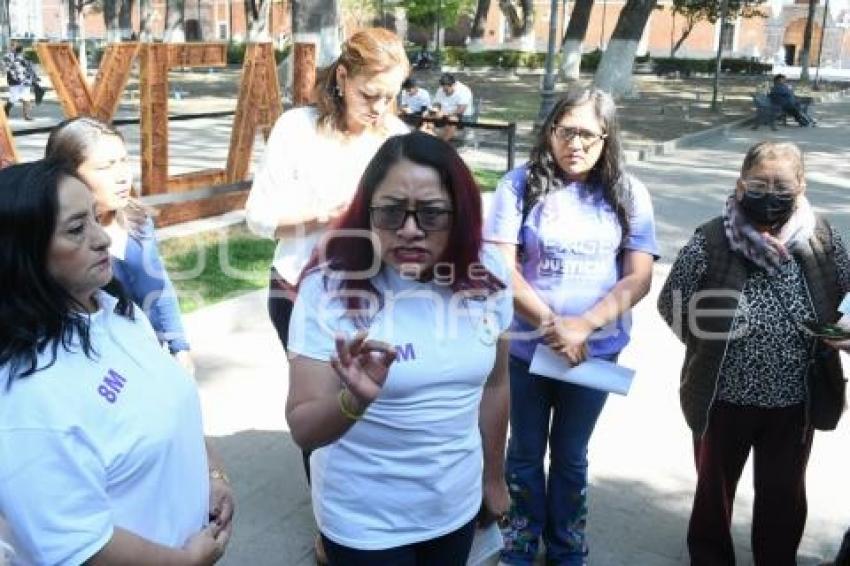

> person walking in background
[0,160,233,565]
[3,43,38,121]
[245,26,409,564]
[658,141,849,565]
[484,88,658,565]
[45,117,196,376]
[769,74,815,127]
[286,132,511,566]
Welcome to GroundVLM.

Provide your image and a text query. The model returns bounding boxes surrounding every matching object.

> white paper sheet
[466,522,504,566]
[528,344,636,395]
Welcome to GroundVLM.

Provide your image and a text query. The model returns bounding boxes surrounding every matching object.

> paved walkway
[181,99,850,566]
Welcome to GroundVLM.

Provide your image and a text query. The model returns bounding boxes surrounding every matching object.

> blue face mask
[739,191,796,226]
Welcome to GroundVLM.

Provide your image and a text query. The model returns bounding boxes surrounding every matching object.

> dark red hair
[299,132,504,320]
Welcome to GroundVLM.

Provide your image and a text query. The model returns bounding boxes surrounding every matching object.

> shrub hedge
[651,56,772,76]
[403,47,771,76]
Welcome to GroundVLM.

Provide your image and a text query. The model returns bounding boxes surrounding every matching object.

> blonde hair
[313,27,409,133]
[741,141,805,182]
[45,116,150,235]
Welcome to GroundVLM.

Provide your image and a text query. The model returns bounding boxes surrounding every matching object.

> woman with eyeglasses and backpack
[658,140,849,565]
[484,89,658,565]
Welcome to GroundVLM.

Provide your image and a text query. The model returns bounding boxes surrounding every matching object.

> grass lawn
[159,170,503,312]
[159,225,275,314]
[473,168,504,192]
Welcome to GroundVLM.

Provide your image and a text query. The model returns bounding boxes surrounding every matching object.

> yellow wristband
[338,389,365,421]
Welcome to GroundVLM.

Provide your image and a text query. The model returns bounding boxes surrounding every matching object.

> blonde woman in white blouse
[246,27,410,353]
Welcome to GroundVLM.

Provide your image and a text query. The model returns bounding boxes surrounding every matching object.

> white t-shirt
[401,88,431,113]
[288,248,513,550]
[246,106,410,283]
[0,292,209,566]
[434,82,474,117]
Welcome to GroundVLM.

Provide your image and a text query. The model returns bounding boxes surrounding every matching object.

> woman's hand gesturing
[330,332,397,410]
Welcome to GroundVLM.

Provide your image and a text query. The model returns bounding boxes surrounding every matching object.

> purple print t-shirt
[484,164,659,361]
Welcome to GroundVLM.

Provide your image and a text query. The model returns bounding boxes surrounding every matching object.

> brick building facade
[10,0,850,69]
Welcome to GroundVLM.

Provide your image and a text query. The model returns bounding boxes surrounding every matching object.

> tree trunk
[165,0,186,42]
[104,0,121,42]
[139,0,153,39]
[292,0,340,67]
[498,0,535,44]
[671,17,696,56]
[68,0,79,41]
[498,0,523,36]
[119,0,135,39]
[520,0,534,38]
[559,0,594,80]
[245,0,272,40]
[799,0,817,80]
[593,0,656,97]
[470,0,491,42]
[0,0,11,52]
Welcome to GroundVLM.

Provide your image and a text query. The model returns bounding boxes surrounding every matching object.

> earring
[335,84,344,98]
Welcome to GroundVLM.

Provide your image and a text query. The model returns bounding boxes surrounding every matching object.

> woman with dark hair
[484,88,658,565]
[0,161,232,565]
[246,27,410,354]
[45,116,195,375]
[286,132,512,565]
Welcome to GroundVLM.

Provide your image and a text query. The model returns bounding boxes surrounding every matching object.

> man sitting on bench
[769,74,815,127]
[433,73,474,142]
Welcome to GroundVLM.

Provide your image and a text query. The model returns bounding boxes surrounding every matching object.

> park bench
[751,93,781,130]
[751,92,814,129]
[782,95,814,126]
[399,111,517,172]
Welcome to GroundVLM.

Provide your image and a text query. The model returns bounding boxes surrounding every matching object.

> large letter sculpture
[36,42,140,122]
[11,41,283,224]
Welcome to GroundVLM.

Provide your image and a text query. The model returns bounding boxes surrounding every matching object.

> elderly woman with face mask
[658,140,850,566]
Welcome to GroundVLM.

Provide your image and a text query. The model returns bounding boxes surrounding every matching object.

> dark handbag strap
[761,271,820,361]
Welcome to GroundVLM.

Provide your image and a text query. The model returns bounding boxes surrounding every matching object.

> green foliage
[403,0,476,29]
[473,168,504,192]
[651,57,772,76]
[435,48,550,69]
[670,0,766,54]
[226,42,290,65]
[580,49,603,72]
[227,42,247,64]
[22,48,39,64]
[274,44,291,65]
[672,0,766,25]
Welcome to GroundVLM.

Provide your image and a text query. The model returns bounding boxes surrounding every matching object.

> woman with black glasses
[658,140,850,565]
[286,132,512,565]
[484,89,658,565]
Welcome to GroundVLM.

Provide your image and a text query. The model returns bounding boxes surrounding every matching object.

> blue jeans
[500,356,610,566]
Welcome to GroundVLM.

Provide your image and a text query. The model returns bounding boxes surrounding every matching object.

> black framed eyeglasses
[370,205,453,231]
[551,125,607,148]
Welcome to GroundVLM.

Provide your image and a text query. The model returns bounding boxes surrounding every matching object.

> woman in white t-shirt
[246,27,410,354]
[286,132,512,565]
[0,161,233,566]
